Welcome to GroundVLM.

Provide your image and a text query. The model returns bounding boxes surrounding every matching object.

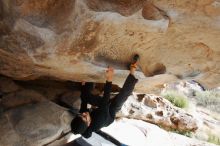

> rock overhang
[0,0,219,92]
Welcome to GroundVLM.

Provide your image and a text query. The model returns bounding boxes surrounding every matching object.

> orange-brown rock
[0,0,219,92]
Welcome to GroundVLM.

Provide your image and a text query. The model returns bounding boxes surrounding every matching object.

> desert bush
[161,90,189,108]
[196,90,220,112]
[208,133,220,145]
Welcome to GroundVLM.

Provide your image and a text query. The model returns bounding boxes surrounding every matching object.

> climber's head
[71,112,91,134]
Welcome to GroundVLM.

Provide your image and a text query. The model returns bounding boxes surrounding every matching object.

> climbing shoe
[127,54,140,70]
[132,54,140,64]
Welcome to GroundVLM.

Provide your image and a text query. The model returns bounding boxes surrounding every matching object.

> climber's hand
[106,66,114,82]
[81,82,86,85]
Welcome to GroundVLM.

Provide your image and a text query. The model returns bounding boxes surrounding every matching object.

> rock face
[0,0,219,91]
[1,89,46,110]
[118,93,198,132]
[0,101,73,146]
[0,76,20,93]
[0,75,82,112]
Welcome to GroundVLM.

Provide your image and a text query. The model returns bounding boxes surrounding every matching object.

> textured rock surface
[118,93,198,132]
[160,80,220,144]
[0,76,20,93]
[0,76,82,112]
[0,101,73,146]
[0,0,219,91]
[1,89,46,110]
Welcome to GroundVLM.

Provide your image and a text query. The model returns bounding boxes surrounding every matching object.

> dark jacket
[80,81,113,138]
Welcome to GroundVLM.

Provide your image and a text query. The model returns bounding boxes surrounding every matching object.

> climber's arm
[100,67,114,106]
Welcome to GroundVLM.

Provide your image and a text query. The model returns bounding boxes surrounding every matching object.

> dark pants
[109,74,138,118]
[81,74,138,117]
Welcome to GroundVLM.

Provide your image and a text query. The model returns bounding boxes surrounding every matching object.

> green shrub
[208,133,220,145]
[161,90,189,108]
[175,130,192,138]
[196,90,220,113]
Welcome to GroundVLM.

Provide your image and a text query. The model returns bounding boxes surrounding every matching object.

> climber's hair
[71,115,88,134]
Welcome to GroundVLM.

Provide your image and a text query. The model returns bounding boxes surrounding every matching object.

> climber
[71,54,140,138]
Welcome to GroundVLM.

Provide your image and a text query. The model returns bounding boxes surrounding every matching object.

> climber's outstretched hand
[81,81,86,85]
[106,66,114,82]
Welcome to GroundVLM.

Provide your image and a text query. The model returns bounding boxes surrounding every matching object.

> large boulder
[0,101,73,146]
[117,93,198,132]
[0,76,20,93]
[1,89,46,110]
[0,0,219,92]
